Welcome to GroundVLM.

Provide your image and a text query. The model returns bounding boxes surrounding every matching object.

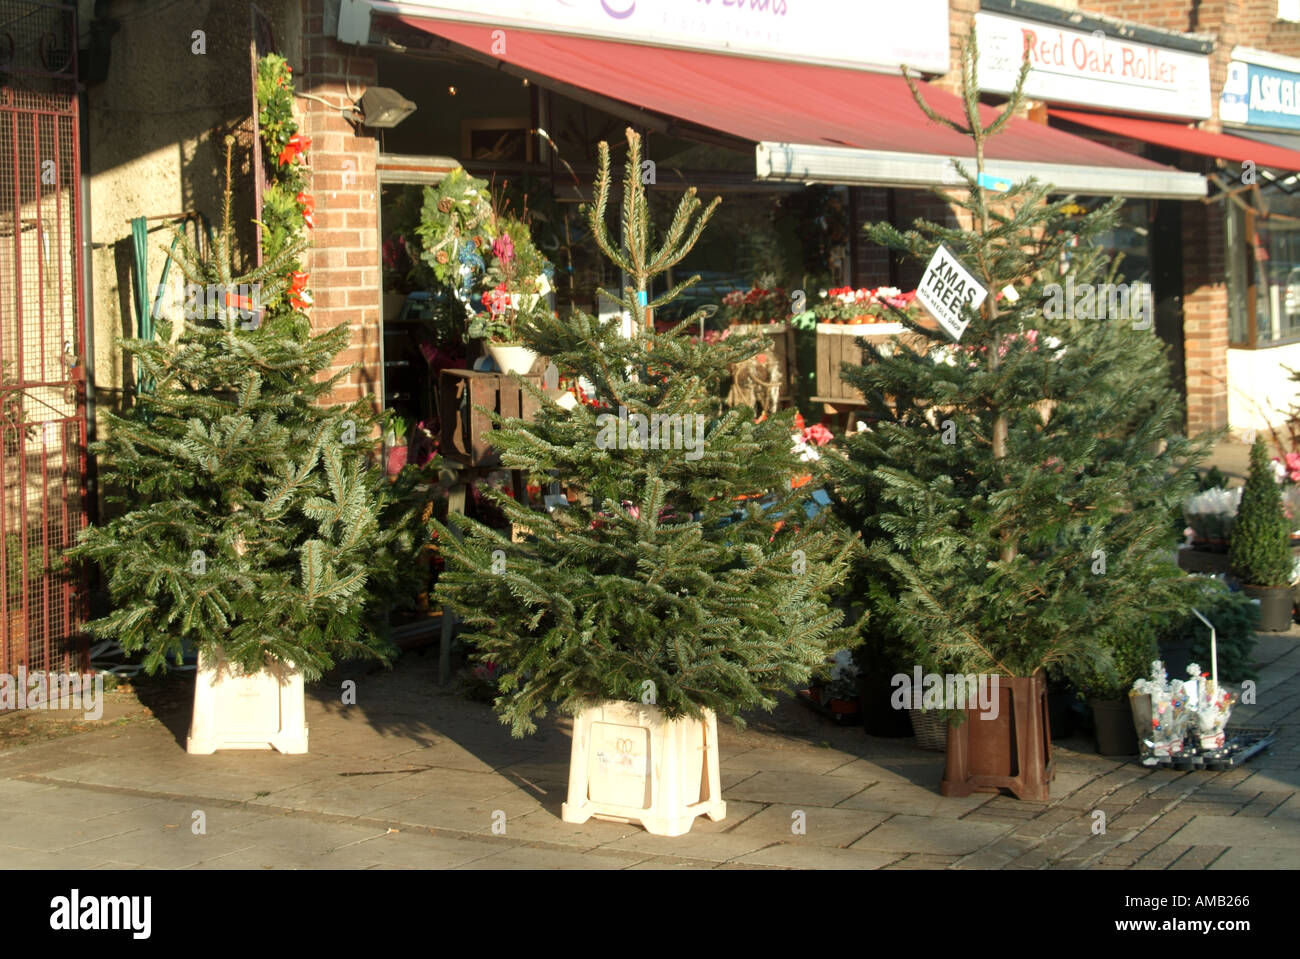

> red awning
[1050,109,1300,171]
[387,15,1182,178]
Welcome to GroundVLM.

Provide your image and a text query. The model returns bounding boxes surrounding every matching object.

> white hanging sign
[916,245,988,342]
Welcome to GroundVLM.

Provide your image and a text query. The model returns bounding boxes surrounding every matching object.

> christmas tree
[432,128,856,736]
[832,28,1212,686]
[69,134,429,681]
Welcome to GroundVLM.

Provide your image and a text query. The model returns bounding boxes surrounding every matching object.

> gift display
[1130,659,1272,769]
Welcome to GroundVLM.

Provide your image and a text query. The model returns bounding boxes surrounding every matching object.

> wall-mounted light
[448,85,457,96]
[356,86,417,128]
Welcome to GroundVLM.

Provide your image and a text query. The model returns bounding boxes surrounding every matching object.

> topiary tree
[1229,435,1292,587]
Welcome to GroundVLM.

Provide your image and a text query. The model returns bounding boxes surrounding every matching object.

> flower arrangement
[1270,451,1300,534]
[416,168,495,290]
[467,216,554,344]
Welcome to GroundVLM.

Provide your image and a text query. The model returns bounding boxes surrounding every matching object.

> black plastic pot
[858,669,914,737]
[1047,683,1073,741]
[1089,697,1139,756]
[1243,584,1294,633]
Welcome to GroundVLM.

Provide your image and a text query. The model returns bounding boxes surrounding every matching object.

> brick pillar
[302,1,382,411]
[851,187,891,288]
[1181,196,1230,433]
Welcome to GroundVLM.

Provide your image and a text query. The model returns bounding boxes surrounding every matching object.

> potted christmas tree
[69,131,430,754]
[432,129,856,836]
[1229,435,1295,631]
[832,29,1210,799]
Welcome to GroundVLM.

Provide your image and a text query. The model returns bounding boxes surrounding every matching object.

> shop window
[1226,188,1300,347]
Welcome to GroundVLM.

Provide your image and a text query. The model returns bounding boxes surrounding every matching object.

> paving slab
[723,770,866,807]
[1169,815,1300,848]
[734,843,900,870]
[835,781,990,819]
[722,748,859,776]
[850,814,1013,856]
[456,845,647,870]
[727,803,887,847]
[1208,845,1300,869]
[601,830,770,863]
[67,826,262,869]
[0,809,140,853]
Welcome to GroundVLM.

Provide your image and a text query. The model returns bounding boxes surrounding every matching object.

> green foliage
[432,128,857,736]
[1229,437,1292,586]
[832,27,1212,681]
[68,144,431,682]
[255,54,306,276]
[1163,579,1260,684]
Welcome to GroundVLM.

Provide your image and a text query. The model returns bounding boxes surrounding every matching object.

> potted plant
[1229,436,1295,632]
[831,28,1212,800]
[1075,621,1165,755]
[431,128,855,835]
[382,411,411,475]
[1159,578,1261,683]
[472,218,553,375]
[68,126,430,754]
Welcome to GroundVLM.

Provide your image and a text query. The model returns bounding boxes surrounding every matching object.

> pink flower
[491,234,515,264]
[802,423,834,447]
[1285,452,1300,483]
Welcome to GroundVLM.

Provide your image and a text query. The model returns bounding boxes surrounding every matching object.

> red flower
[278,134,311,167]
[297,192,315,230]
[802,423,834,446]
[288,270,311,310]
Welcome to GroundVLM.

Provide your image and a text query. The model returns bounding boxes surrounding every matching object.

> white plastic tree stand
[562,701,726,837]
[186,649,308,755]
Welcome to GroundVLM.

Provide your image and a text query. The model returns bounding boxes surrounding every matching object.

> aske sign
[1021,26,1178,85]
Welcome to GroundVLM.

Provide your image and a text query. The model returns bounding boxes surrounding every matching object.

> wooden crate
[439,369,542,467]
[813,322,914,405]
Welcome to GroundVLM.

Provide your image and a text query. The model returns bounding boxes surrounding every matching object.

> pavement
[0,625,1297,871]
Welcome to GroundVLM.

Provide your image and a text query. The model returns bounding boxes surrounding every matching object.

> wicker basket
[908,708,949,751]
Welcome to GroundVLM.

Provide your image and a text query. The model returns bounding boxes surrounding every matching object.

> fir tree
[432,129,856,737]
[69,138,429,680]
[832,29,1213,684]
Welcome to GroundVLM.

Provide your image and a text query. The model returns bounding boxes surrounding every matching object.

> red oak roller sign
[916,245,987,342]
[975,11,1211,119]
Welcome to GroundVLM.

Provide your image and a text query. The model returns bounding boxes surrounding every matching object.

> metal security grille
[0,0,88,684]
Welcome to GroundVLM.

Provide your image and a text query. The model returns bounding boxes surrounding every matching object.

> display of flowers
[813,286,921,324]
[1182,485,1242,544]
[1270,451,1300,533]
[719,285,790,326]
[467,216,554,344]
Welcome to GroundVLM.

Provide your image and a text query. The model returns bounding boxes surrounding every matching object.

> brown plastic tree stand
[940,671,1054,801]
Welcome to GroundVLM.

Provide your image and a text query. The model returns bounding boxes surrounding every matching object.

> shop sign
[1220,60,1300,131]
[975,12,1211,119]
[373,0,950,73]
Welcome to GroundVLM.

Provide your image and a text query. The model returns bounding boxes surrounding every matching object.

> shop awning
[368,11,1205,199]
[1051,109,1300,171]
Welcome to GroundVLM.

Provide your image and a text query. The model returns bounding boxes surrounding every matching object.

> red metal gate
[0,0,89,682]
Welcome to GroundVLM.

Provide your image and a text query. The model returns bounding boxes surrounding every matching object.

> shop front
[315,0,1205,430]
[1218,47,1300,432]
